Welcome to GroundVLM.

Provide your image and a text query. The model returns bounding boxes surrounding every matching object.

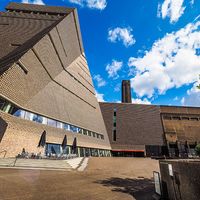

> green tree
[195,144,200,156]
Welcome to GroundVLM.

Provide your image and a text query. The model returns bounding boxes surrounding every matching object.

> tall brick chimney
[121,80,132,103]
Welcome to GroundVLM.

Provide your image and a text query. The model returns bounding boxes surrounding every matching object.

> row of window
[113,109,117,141]
[0,98,104,140]
[46,143,111,157]
[162,114,200,121]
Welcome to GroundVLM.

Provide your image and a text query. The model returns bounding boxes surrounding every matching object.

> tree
[195,144,200,156]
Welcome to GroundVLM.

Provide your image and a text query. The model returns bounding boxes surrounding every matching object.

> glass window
[100,135,104,140]
[97,134,100,139]
[92,132,96,137]
[57,122,63,129]
[25,111,34,121]
[88,131,92,136]
[3,103,12,113]
[113,122,116,127]
[77,128,83,134]
[63,123,70,131]
[0,98,5,110]
[46,143,61,155]
[83,129,88,135]
[42,117,47,125]
[113,130,117,141]
[13,109,25,118]
[70,125,77,133]
[47,118,57,127]
[32,114,43,123]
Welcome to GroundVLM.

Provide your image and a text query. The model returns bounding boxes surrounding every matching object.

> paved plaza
[0,158,159,200]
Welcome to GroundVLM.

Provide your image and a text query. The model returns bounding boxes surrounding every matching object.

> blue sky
[1,0,200,106]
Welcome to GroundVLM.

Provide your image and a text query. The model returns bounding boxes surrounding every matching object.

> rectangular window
[13,109,25,119]
[83,129,88,135]
[70,125,77,133]
[88,131,92,136]
[63,123,70,131]
[42,117,47,125]
[47,118,57,128]
[113,122,116,127]
[77,127,83,134]
[100,135,104,140]
[32,114,43,123]
[0,98,5,110]
[113,130,116,141]
[57,122,63,129]
[92,132,96,137]
[25,111,34,121]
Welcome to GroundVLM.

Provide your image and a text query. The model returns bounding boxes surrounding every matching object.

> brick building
[100,102,200,157]
[0,2,111,158]
[0,3,200,158]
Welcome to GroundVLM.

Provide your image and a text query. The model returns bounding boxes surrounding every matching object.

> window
[163,115,172,120]
[77,128,83,134]
[191,117,199,121]
[182,117,190,120]
[113,130,116,141]
[172,116,181,120]
[42,117,47,125]
[57,122,63,129]
[113,122,116,127]
[13,109,25,118]
[88,131,92,136]
[114,108,117,116]
[25,111,34,121]
[70,125,77,133]
[47,118,57,128]
[92,132,96,137]
[0,98,5,110]
[32,114,43,123]
[63,123,70,131]
[97,134,100,139]
[100,135,104,140]
[3,102,12,113]
[83,129,88,135]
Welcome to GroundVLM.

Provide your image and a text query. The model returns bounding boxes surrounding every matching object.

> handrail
[0,150,7,158]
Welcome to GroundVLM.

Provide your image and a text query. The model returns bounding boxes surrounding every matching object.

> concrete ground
[0,157,159,200]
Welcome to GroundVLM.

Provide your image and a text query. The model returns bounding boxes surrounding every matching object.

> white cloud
[22,0,45,5]
[69,0,83,6]
[108,27,136,47]
[181,81,200,106]
[128,21,200,98]
[93,74,106,87]
[106,60,123,79]
[87,0,107,10]
[132,98,151,105]
[68,0,107,10]
[158,0,185,23]
[114,83,121,92]
[95,91,105,102]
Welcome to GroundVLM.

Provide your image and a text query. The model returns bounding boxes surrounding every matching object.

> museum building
[0,2,111,158]
[0,3,200,158]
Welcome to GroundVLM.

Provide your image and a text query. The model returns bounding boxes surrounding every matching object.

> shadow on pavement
[95,177,155,200]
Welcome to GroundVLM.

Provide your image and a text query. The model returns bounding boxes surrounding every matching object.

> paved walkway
[0,157,159,200]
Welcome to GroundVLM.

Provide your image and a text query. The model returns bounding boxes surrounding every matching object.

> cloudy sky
[1,0,200,106]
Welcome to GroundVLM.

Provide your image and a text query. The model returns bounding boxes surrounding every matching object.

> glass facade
[0,97,105,140]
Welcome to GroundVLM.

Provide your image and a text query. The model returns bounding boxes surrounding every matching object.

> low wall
[159,159,200,200]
